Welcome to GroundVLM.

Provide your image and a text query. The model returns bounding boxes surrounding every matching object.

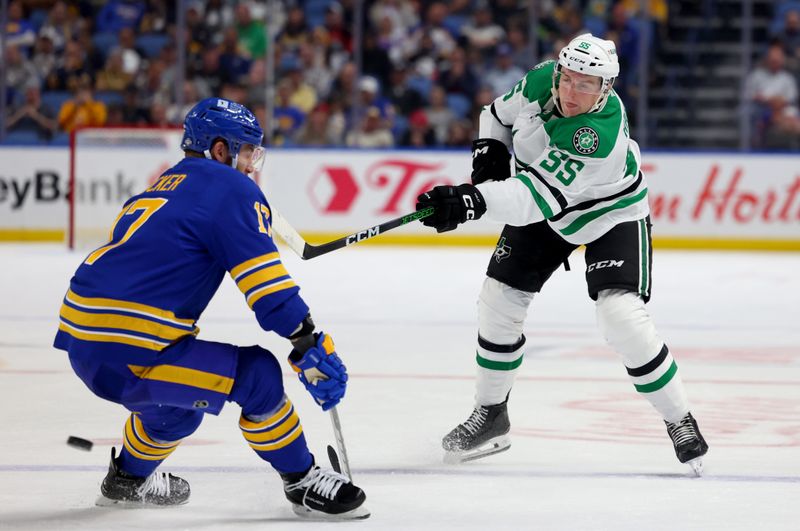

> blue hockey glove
[288,333,347,411]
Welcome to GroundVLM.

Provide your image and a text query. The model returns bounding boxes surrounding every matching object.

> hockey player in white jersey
[416,34,708,474]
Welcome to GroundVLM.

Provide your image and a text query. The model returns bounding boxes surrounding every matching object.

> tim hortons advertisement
[1,147,799,249]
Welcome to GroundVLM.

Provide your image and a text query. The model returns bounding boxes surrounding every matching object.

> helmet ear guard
[552,33,620,115]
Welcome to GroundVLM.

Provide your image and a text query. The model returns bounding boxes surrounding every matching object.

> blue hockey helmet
[181,97,265,172]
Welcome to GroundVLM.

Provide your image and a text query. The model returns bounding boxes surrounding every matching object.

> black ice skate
[442,399,511,464]
[281,462,369,520]
[665,412,709,477]
[96,447,190,507]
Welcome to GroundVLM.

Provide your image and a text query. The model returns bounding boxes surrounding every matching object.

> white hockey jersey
[476,60,649,245]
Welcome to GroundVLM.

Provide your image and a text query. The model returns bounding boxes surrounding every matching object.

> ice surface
[1,244,799,530]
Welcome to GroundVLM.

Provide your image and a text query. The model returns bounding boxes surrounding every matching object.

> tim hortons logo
[307,159,454,214]
[648,164,800,223]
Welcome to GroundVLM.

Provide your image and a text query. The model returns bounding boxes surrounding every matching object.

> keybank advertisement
[1,147,799,247]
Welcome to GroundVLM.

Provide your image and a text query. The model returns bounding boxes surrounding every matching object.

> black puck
[67,436,93,451]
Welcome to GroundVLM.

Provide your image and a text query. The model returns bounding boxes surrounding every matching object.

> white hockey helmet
[552,33,620,115]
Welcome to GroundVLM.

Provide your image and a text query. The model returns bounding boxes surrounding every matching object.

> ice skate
[96,447,190,507]
[281,462,369,520]
[442,400,511,464]
[665,412,709,477]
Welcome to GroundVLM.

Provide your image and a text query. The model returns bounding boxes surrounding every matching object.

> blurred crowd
[3,0,660,147]
[747,1,800,148]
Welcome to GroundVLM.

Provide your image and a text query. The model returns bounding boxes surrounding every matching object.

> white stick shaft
[270,210,307,257]
[329,406,352,480]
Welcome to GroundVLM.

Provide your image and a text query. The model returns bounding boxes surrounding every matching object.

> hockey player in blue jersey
[54,97,369,519]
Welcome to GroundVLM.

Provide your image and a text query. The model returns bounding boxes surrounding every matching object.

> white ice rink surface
[1,243,799,530]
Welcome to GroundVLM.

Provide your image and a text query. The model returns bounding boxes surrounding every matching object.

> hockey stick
[327,406,352,480]
[271,207,434,260]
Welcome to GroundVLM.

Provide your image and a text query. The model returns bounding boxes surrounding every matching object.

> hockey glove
[416,183,487,233]
[471,138,511,185]
[288,332,347,411]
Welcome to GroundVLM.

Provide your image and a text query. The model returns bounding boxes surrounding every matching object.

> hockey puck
[67,436,93,451]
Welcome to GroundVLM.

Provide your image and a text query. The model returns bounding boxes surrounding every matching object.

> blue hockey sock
[239,397,313,475]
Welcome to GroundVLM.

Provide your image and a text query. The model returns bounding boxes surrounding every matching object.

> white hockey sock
[596,289,690,423]
[626,344,689,423]
[475,335,526,406]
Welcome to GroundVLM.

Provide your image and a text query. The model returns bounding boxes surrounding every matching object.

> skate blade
[443,435,511,464]
[687,457,704,477]
[95,495,189,509]
[291,503,370,520]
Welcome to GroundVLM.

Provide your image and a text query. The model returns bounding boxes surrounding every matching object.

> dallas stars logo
[494,237,511,262]
[573,127,599,155]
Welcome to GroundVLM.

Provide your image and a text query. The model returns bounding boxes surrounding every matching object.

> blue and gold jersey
[54,157,309,365]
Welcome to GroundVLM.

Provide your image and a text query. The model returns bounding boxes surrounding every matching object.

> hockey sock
[118,413,182,478]
[475,335,526,406]
[626,344,689,423]
[596,290,690,423]
[239,397,313,475]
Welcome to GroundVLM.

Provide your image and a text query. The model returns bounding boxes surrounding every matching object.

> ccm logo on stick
[346,227,380,245]
[587,259,625,272]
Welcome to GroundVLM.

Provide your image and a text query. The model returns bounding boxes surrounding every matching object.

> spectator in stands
[606,2,640,102]
[76,27,106,73]
[95,49,133,92]
[96,0,145,33]
[277,6,310,52]
[385,66,425,116]
[362,33,393,89]
[328,61,357,116]
[219,27,252,84]
[486,44,526,95]
[147,101,171,126]
[400,109,436,147]
[204,0,235,43]
[438,48,479,100]
[139,0,171,33]
[506,25,532,71]
[369,0,419,39]
[425,85,455,145]
[5,0,36,51]
[32,35,58,83]
[273,79,306,145]
[119,85,148,124]
[746,42,800,146]
[138,58,171,108]
[115,27,143,76]
[298,43,334,100]
[245,59,267,107]
[324,2,353,53]
[776,9,800,66]
[295,104,340,146]
[5,45,40,101]
[235,3,266,59]
[403,2,456,64]
[194,47,224,96]
[283,58,318,114]
[373,12,408,66]
[57,78,107,133]
[6,85,58,140]
[462,4,506,52]
[346,106,394,147]
[167,80,200,124]
[186,3,211,56]
[39,1,80,52]
[444,118,474,147]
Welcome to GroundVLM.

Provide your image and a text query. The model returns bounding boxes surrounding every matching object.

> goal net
[69,126,184,249]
